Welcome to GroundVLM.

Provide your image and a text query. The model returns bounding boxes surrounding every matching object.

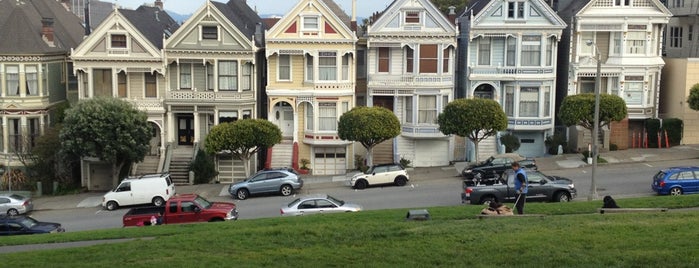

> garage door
[313,147,347,175]
[515,132,545,157]
[414,140,448,167]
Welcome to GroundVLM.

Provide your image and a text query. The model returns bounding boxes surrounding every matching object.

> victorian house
[556,0,671,151]
[71,4,179,190]
[458,0,566,159]
[363,0,458,167]
[265,0,357,175]
[163,0,265,183]
[1,0,84,173]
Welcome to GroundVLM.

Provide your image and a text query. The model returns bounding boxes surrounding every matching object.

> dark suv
[228,168,304,200]
[462,153,536,185]
[0,215,65,235]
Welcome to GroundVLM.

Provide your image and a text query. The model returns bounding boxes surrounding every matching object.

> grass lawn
[2,195,699,267]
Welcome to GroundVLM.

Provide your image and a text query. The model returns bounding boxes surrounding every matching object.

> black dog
[603,195,620,208]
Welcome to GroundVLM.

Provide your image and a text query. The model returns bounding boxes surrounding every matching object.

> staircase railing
[162,142,173,174]
[189,142,199,185]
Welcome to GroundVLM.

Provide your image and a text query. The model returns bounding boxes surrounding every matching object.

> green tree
[430,0,468,15]
[60,98,151,187]
[338,106,400,167]
[204,119,282,177]
[437,98,507,162]
[559,93,627,148]
[190,149,218,184]
[687,83,699,111]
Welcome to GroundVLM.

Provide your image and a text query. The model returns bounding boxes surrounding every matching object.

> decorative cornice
[0,55,67,62]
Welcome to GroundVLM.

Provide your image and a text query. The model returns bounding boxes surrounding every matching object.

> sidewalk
[29,144,699,211]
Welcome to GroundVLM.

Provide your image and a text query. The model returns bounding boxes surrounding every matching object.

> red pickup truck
[122,194,238,227]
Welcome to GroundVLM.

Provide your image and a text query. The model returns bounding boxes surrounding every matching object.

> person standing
[511,161,528,214]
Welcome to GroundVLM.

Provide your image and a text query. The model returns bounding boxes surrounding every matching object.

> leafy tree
[430,0,469,15]
[190,149,218,184]
[558,93,627,149]
[437,98,507,162]
[499,133,520,153]
[338,106,400,167]
[204,119,282,177]
[60,98,151,187]
[687,83,699,111]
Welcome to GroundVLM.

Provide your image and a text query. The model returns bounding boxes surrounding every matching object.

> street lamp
[586,40,601,201]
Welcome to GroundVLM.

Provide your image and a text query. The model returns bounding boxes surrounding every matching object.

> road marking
[644,163,653,167]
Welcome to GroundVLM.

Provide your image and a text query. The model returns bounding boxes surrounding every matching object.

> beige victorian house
[265,0,358,175]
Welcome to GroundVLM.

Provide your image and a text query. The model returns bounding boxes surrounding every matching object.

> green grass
[3,195,699,267]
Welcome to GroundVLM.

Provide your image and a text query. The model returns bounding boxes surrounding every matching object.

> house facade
[364,0,457,167]
[556,0,671,151]
[459,0,566,159]
[265,0,357,175]
[0,0,84,172]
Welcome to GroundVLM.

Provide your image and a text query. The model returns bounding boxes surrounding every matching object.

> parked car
[228,168,304,200]
[280,194,362,216]
[651,166,699,195]
[461,153,537,185]
[461,169,576,204]
[0,193,33,216]
[122,194,238,227]
[0,215,64,235]
[102,173,176,211]
[349,163,410,189]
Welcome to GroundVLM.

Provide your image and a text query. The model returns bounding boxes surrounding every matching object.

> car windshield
[194,196,212,209]
[287,198,301,208]
[19,217,38,228]
[9,194,25,200]
[653,171,666,181]
[326,195,345,206]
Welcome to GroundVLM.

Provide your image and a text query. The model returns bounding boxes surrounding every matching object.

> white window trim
[278,55,292,82]
[108,32,129,50]
[200,25,219,41]
[301,15,321,32]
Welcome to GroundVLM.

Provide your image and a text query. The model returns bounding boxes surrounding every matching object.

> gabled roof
[119,5,179,49]
[211,0,265,46]
[367,0,457,35]
[0,0,84,55]
[320,0,352,29]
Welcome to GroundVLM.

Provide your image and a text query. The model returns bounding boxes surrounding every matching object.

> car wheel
[106,201,118,211]
[7,208,19,216]
[394,176,407,186]
[236,189,249,200]
[480,196,496,205]
[354,180,368,190]
[152,196,165,207]
[555,192,571,202]
[670,187,683,196]
[280,185,293,196]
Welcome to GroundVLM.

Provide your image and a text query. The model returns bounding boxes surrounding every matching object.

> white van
[101,173,176,211]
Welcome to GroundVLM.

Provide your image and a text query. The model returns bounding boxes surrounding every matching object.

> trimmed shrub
[662,118,683,146]
[545,133,568,155]
[645,119,661,148]
[499,133,520,153]
[190,149,218,184]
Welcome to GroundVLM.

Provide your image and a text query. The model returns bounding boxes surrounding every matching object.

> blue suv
[651,166,699,195]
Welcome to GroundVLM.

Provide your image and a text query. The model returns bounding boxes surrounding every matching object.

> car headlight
[569,183,575,189]
[464,170,472,173]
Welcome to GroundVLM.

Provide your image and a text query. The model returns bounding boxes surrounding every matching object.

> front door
[273,102,293,139]
[178,115,194,145]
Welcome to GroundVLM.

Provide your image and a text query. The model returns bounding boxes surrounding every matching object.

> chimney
[448,6,457,25]
[155,0,163,10]
[350,0,357,31]
[41,17,55,47]
[84,0,91,35]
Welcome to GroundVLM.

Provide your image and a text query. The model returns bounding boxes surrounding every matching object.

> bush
[499,133,520,153]
[399,157,412,168]
[545,133,568,155]
[354,154,368,172]
[662,118,683,146]
[609,143,618,151]
[190,149,218,184]
[645,119,661,148]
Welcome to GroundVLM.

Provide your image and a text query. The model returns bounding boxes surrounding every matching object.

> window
[626,31,646,54]
[443,48,450,73]
[243,110,252,119]
[306,54,314,81]
[9,119,21,152]
[342,54,350,81]
[241,62,252,91]
[406,47,414,73]
[418,96,437,124]
[405,11,420,23]
[612,33,622,54]
[378,47,390,73]
[206,63,214,90]
[306,102,314,130]
[219,111,238,123]
[356,49,366,79]
[507,1,525,19]
[25,65,38,95]
[319,52,337,81]
[519,87,539,117]
[180,63,192,89]
[419,44,438,73]
[506,37,516,66]
[111,34,127,48]
[319,103,337,131]
[546,38,554,66]
[6,65,19,96]
[28,118,39,150]
[505,86,514,117]
[478,38,491,65]
[145,73,157,98]
[303,16,319,30]
[543,86,551,117]
[521,36,541,66]
[405,96,413,123]
[202,26,218,40]
[278,55,291,81]
[625,80,644,105]
[219,61,238,91]
[342,101,349,113]
[118,72,127,97]
[670,27,683,48]
[579,77,595,94]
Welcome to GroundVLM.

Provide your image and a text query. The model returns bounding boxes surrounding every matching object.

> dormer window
[302,16,319,31]
[507,1,525,19]
[202,26,218,40]
[111,34,127,48]
[405,11,420,24]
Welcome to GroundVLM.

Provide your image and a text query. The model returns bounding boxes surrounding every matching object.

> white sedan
[280,195,362,216]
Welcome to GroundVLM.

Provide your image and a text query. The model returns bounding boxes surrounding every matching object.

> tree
[430,0,468,15]
[558,93,627,149]
[687,83,699,111]
[204,119,282,178]
[437,98,507,162]
[60,98,151,187]
[338,106,400,167]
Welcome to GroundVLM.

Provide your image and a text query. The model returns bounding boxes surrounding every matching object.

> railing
[157,143,169,173]
[469,66,555,76]
[401,125,447,138]
[189,142,199,185]
[126,99,164,110]
[368,74,453,87]
[162,142,173,174]
[167,90,255,101]
[303,82,354,91]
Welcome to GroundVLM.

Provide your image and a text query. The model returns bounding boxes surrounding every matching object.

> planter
[298,169,311,175]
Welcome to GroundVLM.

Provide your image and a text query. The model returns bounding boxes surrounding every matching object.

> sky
[108,0,394,18]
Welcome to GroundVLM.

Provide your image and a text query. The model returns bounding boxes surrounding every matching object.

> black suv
[0,215,65,235]
[462,153,537,185]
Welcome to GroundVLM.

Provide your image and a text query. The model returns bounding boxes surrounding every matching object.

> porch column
[193,111,200,143]
[1,116,7,154]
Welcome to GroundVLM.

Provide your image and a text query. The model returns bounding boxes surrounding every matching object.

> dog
[603,195,620,208]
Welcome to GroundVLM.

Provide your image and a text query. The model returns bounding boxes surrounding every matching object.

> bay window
[626,31,646,54]
[118,72,127,97]
[519,87,539,117]
[26,65,38,95]
[6,65,19,96]
[419,44,438,73]
[241,62,252,91]
[505,86,515,117]
[145,72,157,97]
[218,60,238,91]
[521,36,541,66]
[506,37,516,66]
[306,54,314,81]
[405,96,413,123]
[319,103,337,131]
[418,96,437,124]
[306,103,314,131]
[478,38,491,65]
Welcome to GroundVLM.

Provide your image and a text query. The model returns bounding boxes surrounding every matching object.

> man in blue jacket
[511,161,528,214]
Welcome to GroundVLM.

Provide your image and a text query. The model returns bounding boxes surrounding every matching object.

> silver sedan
[0,193,33,216]
[280,195,362,216]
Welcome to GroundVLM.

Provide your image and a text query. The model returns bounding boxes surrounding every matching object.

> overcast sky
[108,0,393,18]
